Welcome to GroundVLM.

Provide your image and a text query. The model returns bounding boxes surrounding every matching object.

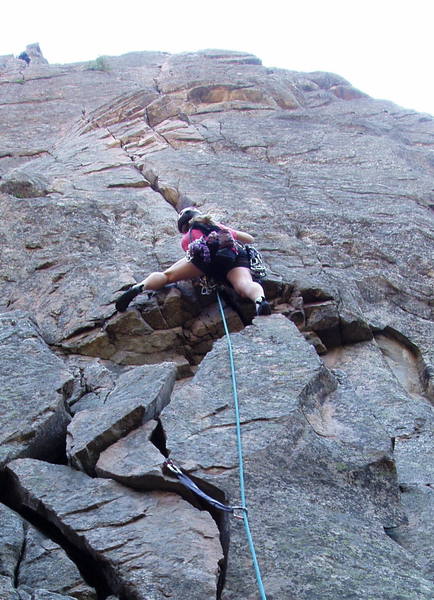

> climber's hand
[115,282,137,292]
[115,283,144,312]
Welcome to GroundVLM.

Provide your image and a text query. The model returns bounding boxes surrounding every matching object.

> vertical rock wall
[0,47,433,599]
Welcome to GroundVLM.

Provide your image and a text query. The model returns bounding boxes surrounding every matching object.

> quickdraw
[245,244,267,280]
[163,459,246,519]
[198,275,218,295]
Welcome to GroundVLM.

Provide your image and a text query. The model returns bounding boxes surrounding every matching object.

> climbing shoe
[115,283,144,312]
[256,298,271,316]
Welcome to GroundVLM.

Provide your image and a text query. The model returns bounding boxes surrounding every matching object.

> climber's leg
[226,267,271,315]
[225,267,264,302]
[139,257,204,290]
[116,258,204,312]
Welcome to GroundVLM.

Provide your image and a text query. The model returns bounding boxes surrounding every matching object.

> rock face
[66,361,176,474]
[0,504,96,599]
[100,315,432,599]
[0,46,433,599]
[6,459,223,600]
[0,312,73,467]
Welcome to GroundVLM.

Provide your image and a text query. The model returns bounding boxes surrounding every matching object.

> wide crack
[0,471,112,599]
[1,408,231,600]
[136,418,231,599]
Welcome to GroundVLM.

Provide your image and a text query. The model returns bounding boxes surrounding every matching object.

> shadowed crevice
[0,470,111,599]
[13,520,27,589]
[375,328,433,403]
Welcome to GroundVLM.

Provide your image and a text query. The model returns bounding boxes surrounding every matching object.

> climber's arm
[234,230,254,244]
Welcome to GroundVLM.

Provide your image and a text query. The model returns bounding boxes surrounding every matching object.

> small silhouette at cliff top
[18,43,48,65]
[18,52,30,64]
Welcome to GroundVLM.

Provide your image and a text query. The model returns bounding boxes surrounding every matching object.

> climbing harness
[216,291,268,600]
[186,224,267,283]
[192,240,267,296]
[197,245,266,296]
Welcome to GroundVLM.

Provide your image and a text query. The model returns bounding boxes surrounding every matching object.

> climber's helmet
[177,207,201,233]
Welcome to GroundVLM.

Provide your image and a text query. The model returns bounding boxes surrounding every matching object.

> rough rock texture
[0,504,96,600]
[0,46,433,598]
[0,504,25,581]
[0,312,73,467]
[18,591,78,600]
[66,362,176,474]
[18,526,96,600]
[102,315,433,598]
[0,576,20,600]
[6,459,223,600]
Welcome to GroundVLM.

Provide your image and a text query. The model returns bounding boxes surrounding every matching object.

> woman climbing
[115,207,271,315]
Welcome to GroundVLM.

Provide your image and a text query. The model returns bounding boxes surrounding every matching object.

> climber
[18,52,30,65]
[115,207,272,315]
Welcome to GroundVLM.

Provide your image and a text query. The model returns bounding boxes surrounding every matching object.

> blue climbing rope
[216,292,268,600]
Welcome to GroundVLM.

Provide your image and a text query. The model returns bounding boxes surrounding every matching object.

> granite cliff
[0,46,433,599]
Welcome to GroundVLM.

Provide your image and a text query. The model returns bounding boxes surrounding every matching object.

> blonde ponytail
[188,214,218,229]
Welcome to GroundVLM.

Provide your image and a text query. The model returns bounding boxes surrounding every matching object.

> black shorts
[191,248,251,282]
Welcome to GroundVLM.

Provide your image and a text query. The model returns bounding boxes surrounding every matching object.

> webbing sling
[163,458,238,514]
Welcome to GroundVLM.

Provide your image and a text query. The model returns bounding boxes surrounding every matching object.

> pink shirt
[181,223,238,252]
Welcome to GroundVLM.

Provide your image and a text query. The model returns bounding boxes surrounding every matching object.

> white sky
[1,0,433,116]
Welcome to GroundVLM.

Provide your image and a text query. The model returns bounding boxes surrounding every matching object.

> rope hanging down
[216,292,268,600]
[162,293,268,598]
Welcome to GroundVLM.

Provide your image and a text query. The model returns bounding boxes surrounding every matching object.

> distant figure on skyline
[18,44,48,65]
[18,52,30,64]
